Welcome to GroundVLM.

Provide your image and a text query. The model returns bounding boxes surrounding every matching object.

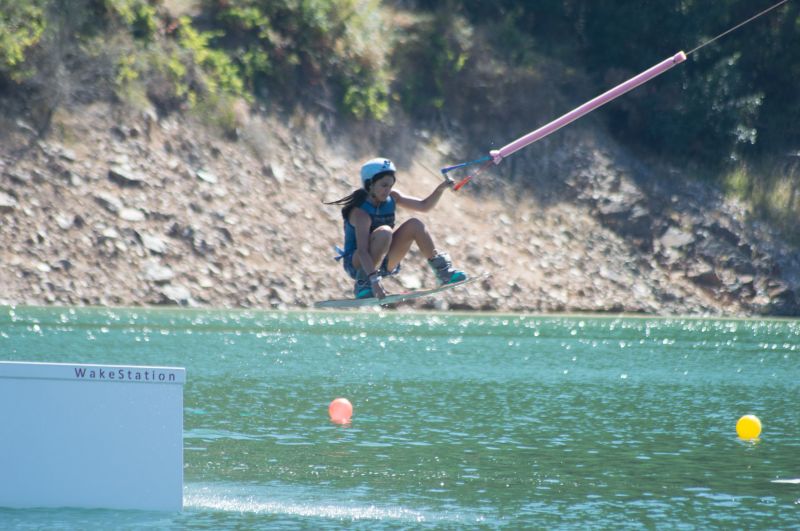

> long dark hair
[325,171,395,219]
[324,188,369,220]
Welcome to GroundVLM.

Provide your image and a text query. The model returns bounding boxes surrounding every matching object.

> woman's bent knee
[371,225,393,240]
[401,218,425,233]
[370,225,393,248]
[373,225,393,235]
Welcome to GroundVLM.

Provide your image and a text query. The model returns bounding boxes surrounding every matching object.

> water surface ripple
[2,307,798,528]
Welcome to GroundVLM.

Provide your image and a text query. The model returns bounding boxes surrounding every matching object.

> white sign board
[0,361,185,511]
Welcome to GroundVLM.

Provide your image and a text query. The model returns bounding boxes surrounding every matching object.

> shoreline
[3,302,797,323]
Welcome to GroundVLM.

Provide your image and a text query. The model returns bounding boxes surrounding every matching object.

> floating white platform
[0,361,185,511]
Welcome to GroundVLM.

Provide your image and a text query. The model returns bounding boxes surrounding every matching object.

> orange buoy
[328,397,353,424]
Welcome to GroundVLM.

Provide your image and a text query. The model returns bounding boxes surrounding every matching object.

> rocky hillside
[1,102,798,316]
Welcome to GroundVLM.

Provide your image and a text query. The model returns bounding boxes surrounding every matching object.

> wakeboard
[314,273,489,309]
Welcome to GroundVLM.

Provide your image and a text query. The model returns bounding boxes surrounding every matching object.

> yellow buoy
[736,414,762,440]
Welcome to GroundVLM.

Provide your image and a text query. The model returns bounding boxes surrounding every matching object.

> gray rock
[139,232,167,254]
[56,215,75,230]
[159,284,194,306]
[266,163,286,183]
[660,226,695,249]
[687,265,722,288]
[119,207,146,222]
[109,165,145,186]
[59,148,77,162]
[6,170,31,185]
[0,191,18,212]
[144,259,175,283]
[15,119,37,136]
[94,193,123,214]
[196,169,218,184]
[99,227,121,240]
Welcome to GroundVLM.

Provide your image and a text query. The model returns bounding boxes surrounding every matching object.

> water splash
[183,483,474,524]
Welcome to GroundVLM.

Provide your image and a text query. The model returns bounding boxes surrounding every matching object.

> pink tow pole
[490,51,687,164]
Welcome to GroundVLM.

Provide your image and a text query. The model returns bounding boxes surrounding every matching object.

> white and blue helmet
[360,158,396,188]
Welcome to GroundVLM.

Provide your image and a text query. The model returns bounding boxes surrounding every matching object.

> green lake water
[1,306,798,529]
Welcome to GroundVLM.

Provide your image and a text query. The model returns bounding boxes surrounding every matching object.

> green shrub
[112,13,246,114]
[200,0,390,119]
[0,1,46,82]
[176,16,245,99]
[724,159,800,245]
[112,0,159,41]
[392,10,472,118]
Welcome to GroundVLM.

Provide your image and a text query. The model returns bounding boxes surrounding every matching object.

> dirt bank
[1,102,798,316]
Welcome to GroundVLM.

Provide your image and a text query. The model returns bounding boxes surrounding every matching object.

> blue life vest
[336,197,396,261]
